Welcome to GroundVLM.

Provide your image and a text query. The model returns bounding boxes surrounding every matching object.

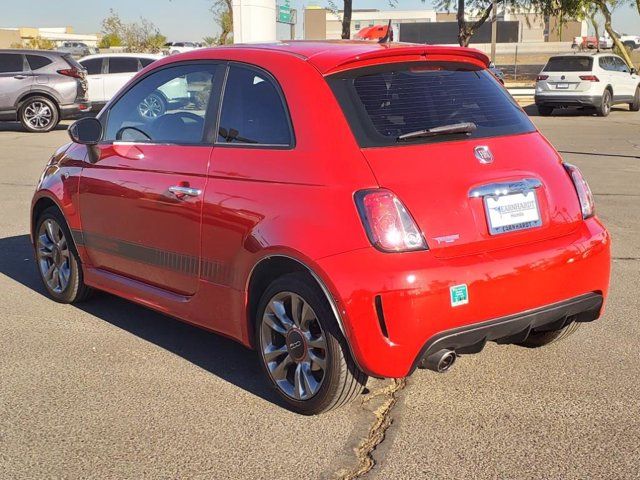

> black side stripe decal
[72,230,233,284]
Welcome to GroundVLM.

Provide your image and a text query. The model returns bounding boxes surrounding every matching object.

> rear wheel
[35,207,92,303]
[255,273,367,415]
[630,86,640,112]
[596,89,612,117]
[518,322,582,348]
[537,105,553,116]
[19,96,59,132]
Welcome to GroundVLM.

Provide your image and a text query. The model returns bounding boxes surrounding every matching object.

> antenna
[378,20,393,44]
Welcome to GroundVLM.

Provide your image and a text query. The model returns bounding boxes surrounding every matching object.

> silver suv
[0,50,91,132]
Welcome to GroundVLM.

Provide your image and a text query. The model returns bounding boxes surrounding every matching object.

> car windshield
[327,61,535,147]
[543,56,593,72]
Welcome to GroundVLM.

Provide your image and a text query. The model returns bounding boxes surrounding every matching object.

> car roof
[79,53,162,61]
[165,40,490,74]
[0,49,66,56]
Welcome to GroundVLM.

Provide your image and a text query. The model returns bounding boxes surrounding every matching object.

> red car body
[32,42,610,381]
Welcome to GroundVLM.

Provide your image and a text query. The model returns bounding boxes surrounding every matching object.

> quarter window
[103,64,217,144]
[26,54,52,71]
[80,58,103,75]
[0,53,24,73]
[217,65,292,146]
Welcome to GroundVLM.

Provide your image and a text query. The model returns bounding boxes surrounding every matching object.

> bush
[26,36,55,50]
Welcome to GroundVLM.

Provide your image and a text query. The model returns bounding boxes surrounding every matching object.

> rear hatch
[537,56,595,92]
[328,60,584,259]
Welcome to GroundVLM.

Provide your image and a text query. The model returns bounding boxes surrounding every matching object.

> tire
[596,89,612,117]
[34,207,92,303]
[537,105,553,116]
[19,96,60,133]
[518,322,582,348]
[255,272,367,415]
[630,86,640,112]
[137,92,166,120]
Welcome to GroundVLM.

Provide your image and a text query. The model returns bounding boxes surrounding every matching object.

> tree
[99,9,166,53]
[431,0,501,46]
[101,9,124,47]
[593,0,635,67]
[328,0,354,39]
[202,36,217,46]
[25,36,55,50]
[210,0,233,45]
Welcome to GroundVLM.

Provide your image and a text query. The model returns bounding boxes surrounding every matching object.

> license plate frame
[556,82,569,89]
[484,191,542,235]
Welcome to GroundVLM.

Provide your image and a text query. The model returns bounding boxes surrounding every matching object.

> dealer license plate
[485,191,542,235]
[556,83,569,89]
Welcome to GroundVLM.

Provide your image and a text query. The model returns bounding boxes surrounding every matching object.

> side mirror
[631,67,637,75]
[68,117,103,145]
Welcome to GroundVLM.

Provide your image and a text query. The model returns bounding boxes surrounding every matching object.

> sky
[1,0,639,41]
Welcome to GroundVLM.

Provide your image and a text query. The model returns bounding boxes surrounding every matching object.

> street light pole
[490,0,497,63]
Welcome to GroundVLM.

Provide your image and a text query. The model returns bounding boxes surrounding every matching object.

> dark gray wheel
[596,89,612,117]
[256,273,367,415]
[518,322,582,348]
[537,105,553,116]
[19,96,59,132]
[35,207,92,303]
[630,86,640,112]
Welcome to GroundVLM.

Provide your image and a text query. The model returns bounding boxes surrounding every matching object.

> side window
[614,57,629,73]
[108,57,140,74]
[218,65,292,146]
[80,58,103,75]
[26,54,52,71]
[0,53,24,73]
[140,58,157,68]
[599,57,612,71]
[104,64,217,144]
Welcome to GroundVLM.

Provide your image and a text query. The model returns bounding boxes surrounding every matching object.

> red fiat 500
[31,42,610,415]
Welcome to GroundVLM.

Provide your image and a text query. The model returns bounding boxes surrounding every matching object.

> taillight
[536,75,549,81]
[355,189,427,252]
[564,163,595,219]
[579,75,599,82]
[57,68,84,79]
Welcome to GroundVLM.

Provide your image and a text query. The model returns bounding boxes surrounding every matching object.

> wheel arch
[16,90,61,114]
[245,254,361,369]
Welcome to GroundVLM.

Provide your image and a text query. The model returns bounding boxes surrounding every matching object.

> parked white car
[78,53,189,114]
[163,42,199,55]
[604,31,640,50]
[535,53,640,117]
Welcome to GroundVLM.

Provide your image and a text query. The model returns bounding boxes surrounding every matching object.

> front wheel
[255,273,367,415]
[19,96,60,132]
[630,86,640,112]
[596,89,612,117]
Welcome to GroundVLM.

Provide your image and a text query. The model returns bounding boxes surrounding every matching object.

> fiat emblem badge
[474,145,493,164]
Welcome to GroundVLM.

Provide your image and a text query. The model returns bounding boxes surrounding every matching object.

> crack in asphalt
[338,378,407,480]
[613,257,640,261]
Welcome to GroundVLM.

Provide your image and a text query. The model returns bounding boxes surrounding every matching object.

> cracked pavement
[1,107,639,479]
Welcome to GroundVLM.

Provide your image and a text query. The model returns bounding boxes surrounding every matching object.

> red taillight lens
[536,75,549,81]
[564,163,595,219]
[579,75,599,82]
[355,189,427,252]
[57,68,84,79]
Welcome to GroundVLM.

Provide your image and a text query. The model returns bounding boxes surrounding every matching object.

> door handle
[13,75,28,80]
[169,185,202,198]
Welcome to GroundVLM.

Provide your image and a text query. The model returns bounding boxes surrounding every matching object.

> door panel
[0,54,32,110]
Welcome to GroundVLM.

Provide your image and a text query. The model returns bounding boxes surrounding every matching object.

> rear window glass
[328,62,535,147]
[543,56,593,72]
[109,57,139,74]
[26,54,52,71]
[80,58,102,75]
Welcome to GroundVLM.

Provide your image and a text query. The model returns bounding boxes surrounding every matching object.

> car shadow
[524,104,629,117]
[0,122,70,132]
[0,234,282,408]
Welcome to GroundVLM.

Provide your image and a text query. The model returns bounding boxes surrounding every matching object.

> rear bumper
[315,217,610,378]
[60,102,92,120]
[535,93,601,108]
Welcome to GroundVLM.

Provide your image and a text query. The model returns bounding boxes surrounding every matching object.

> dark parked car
[0,50,91,132]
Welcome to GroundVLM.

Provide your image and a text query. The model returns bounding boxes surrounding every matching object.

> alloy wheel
[24,101,53,129]
[260,291,328,401]
[138,94,164,119]
[37,219,71,294]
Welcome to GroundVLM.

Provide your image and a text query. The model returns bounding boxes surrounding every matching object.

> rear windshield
[543,56,593,72]
[328,62,535,147]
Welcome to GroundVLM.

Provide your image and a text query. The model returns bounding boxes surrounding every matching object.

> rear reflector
[536,75,549,81]
[579,75,599,82]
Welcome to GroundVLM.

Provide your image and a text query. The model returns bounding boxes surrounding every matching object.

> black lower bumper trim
[411,292,603,373]
[535,94,601,108]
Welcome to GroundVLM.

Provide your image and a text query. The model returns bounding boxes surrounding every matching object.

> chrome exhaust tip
[425,349,457,373]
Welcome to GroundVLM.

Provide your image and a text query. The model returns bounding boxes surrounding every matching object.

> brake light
[579,75,599,82]
[536,75,549,81]
[564,163,595,219]
[57,68,84,79]
[355,189,427,252]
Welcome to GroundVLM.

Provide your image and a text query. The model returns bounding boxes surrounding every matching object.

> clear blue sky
[2,0,639,41]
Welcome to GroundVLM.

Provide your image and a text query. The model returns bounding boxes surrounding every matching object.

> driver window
[104,64,217,144]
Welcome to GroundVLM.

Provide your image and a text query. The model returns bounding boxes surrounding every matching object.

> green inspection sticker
[450,284,469,307]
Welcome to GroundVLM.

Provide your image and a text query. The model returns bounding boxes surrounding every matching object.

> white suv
[163,42,199,55]
[535,53,640,117]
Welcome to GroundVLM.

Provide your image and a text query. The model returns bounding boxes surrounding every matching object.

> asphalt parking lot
[1,107,639,480]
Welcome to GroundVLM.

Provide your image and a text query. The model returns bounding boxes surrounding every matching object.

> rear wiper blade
[397,122,477,142]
